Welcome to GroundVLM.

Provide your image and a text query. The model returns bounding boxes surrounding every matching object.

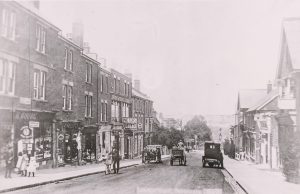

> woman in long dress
[20,152,29,176]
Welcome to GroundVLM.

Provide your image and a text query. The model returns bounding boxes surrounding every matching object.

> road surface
[8,151,234,194]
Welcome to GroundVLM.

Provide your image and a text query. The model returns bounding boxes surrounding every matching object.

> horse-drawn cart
[170,148,186,166]
[143,145,162,163]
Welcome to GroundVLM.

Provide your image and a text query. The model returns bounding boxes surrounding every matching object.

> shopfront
[82,126,97,163]
[56,121,82,165]
[14,110,55,168]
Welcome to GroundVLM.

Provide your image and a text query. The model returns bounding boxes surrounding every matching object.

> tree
[152,126,185,149]
[184,115,212,143]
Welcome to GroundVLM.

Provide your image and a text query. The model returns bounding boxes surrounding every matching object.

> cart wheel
[202,161,206,168]
[184,159,187,166]
[220,161,224,169]
[170,160,173,166]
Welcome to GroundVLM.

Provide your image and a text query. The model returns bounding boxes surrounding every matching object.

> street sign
[29,121,39,128]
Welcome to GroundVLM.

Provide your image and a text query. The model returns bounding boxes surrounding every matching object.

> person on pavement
[27,156,38,177]
[112,147,120,174]
[4,147,13,178]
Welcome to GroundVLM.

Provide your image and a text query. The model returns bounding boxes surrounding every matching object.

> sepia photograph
[0,0,300,193]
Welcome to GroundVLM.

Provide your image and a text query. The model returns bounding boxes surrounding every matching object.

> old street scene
[1,0,300,194]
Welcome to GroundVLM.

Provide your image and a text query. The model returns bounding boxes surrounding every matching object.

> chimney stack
[267,81,272,94]
[134,79,140,91]
[72,21,84,48]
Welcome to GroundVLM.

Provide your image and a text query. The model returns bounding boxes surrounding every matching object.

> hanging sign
[20,126,33,139]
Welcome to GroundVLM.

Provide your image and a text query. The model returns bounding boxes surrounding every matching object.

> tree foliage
[184,115,212,142]
[152,126,185,149]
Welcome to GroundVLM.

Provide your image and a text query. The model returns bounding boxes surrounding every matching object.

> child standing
[20,152,29,176]
[104,151,112,175]
[27,156,38,177]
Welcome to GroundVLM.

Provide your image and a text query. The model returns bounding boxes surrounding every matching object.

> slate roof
[238,89,267,110]
[247,89,279,112]
[132,88,151,101]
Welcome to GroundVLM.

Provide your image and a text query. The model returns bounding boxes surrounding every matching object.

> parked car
[202,141,223,168]
[143,145,162,163]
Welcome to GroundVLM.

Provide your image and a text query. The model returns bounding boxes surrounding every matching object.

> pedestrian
[20,151,29,176]
[4,147,13,178]
[104,151,112,175]
[112,147,120,174]
[27,156,38,177]
[16,152,23,174]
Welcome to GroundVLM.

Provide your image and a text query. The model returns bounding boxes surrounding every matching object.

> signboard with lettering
[29,121,40,128]
[122,118,137,124]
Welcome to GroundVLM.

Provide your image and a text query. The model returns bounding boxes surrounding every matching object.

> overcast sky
[40,0,300,118]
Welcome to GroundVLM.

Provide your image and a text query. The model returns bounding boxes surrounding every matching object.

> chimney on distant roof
[267,81,272,94]
[134,79,140,91]
[33,1,40,9]
[72,21,84,48]
[83,42,90,54]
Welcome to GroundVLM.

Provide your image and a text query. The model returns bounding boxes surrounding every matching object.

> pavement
[224,155,300,194]
[0,155,167,193]
[3,152,234,194]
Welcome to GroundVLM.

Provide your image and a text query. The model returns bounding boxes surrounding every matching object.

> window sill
[32,98,48,102]
[1,35,17,43]
[64,69,74,74]
[85,116,94,119]
[62,109,73,112]
[35,49,46,56]
[85,82,93,85]
[0,93,18,98]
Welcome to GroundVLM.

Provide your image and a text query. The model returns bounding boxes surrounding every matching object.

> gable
[260,96,278,111]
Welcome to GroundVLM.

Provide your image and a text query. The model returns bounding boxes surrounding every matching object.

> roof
[282,19,300,70]
[238,89,267,110]
[247,90,279,112]
[132,88,151,101]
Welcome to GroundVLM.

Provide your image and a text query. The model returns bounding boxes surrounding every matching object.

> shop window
[34,122,53,162]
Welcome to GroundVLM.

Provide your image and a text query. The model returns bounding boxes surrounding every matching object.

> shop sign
[122,118,137,124]
[111,95,132,104]
[15,112,37,121]
[20,126,33,139]
[29,121,39,128]
[58,134,64,141]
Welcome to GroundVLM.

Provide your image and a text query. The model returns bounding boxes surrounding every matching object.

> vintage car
[202,141,223,168]
[170,147,186,166]
[143,145,162,163]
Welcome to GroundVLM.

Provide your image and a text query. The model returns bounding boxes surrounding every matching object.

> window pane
[64,48,68,69]
[62,85,66,109]
[69,51,73,70]
[0,59,5,92]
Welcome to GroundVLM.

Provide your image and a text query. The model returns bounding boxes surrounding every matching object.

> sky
[39,0,300,118]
